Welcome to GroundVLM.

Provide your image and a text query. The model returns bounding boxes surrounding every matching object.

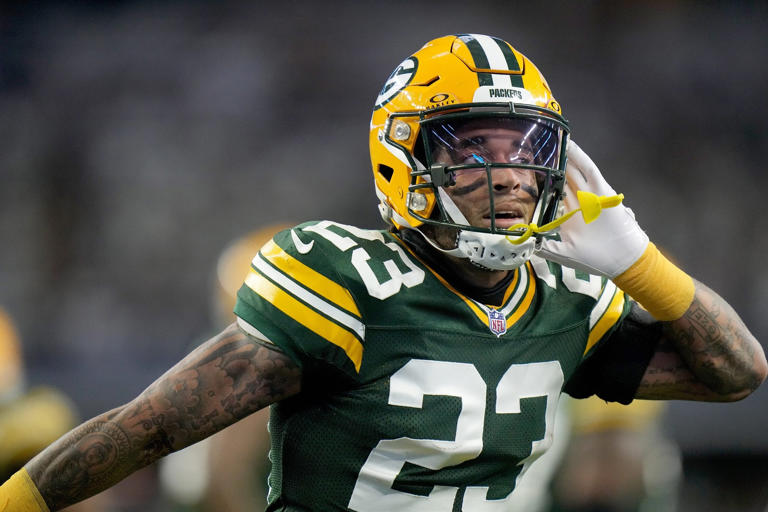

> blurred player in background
[0,34,765,512]
[160,225,290,512]
[551,397,680,512]
[548,252,687,512]
[204,225,294,511]
[0,308,108,512]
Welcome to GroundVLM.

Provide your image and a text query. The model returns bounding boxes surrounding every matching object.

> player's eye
[459,153,487,165]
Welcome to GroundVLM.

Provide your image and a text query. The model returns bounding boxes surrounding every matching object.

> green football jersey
[234,220,630,512]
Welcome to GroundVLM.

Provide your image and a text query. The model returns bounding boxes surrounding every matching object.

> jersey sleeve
[564,302,660,404]
[528,257,652,404]
[233,223,365,378]
[582,278,632,359]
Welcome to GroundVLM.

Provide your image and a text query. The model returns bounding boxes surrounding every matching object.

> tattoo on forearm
[638,338,712,399]
[659,281,761,396]
[26,323,301,510]
[689,304,720,340]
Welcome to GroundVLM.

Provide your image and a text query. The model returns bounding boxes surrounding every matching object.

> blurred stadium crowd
[1,1,767,511]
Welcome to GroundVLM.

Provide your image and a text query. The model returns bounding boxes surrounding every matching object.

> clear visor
[417,116,564,234]
[424,116,561,170]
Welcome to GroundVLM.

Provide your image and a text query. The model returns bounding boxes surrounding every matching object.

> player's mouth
[482,209,527,229]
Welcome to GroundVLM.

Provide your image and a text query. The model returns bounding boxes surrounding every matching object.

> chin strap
[505,191,624,245]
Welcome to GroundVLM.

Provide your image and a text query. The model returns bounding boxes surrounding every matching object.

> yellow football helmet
[370,34,570,270]
[212,223,293,327]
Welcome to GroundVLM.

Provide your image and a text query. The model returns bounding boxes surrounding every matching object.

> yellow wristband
[612,242,695,321]
[0,469,50,512]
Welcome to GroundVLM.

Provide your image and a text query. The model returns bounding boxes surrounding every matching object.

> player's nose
[491,166,524,192]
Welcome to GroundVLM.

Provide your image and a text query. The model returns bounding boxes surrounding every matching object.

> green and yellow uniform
[235,221,651,512]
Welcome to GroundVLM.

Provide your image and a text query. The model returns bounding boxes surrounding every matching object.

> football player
[1,34,765,512]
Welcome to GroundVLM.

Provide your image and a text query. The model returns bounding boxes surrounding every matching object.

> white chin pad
[434,188,537,270]
[457,231,536,270]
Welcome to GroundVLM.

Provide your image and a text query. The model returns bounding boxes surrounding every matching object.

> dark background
[1,1,767,510]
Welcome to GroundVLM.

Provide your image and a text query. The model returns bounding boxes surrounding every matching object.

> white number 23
[348,359,564,511]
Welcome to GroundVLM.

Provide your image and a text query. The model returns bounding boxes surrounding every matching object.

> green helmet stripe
[491,37,524,87]
[460,34,494,86]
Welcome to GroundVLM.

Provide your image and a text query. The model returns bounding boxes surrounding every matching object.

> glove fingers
[565,139,617,196]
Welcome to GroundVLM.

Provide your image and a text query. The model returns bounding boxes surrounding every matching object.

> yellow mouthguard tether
[504,191,625,245]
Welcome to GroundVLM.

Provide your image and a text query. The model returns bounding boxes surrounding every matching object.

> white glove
[538,139,649,278]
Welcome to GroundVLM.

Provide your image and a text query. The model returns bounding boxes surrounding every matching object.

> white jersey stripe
[253,254,366,341]
[589,280,618,330]
[501,265,529,316]
[236,316,275,343]
[465,263,529,318]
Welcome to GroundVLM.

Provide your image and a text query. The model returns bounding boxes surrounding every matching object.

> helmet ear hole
[378,164,394,182]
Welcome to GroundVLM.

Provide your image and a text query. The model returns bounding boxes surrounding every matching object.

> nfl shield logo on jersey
[488,309,507,337]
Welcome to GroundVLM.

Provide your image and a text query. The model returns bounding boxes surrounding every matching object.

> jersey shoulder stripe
[243,265,364,371]
[529,255,630,356]
[585,280,626,355]
[239,227,365,372]
[258,238,360,318]
[504,262,536,328]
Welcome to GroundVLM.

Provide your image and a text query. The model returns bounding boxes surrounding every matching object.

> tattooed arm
[635,280,767,401]
[22,322,301,511]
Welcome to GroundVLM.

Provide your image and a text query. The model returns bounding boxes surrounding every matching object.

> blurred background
[1,1,767,511]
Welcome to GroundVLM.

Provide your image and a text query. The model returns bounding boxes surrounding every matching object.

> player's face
[431,121,542,230]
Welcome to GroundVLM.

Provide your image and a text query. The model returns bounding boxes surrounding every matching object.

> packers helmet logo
[374,57,417,110]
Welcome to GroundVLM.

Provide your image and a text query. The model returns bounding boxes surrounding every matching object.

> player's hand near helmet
[540,139,695,322]
[539,139,649,278]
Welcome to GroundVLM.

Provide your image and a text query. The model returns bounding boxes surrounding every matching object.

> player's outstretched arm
[635,280,766,401]
[1,322,301,511]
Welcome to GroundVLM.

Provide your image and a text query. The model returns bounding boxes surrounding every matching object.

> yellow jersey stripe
[585,286,625,355]
[589,281,618,329]
[244,270,363,371]
[506,262,537,328]
[500,267,521,305]
[252,255,365,340]
[259,240,360,318]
